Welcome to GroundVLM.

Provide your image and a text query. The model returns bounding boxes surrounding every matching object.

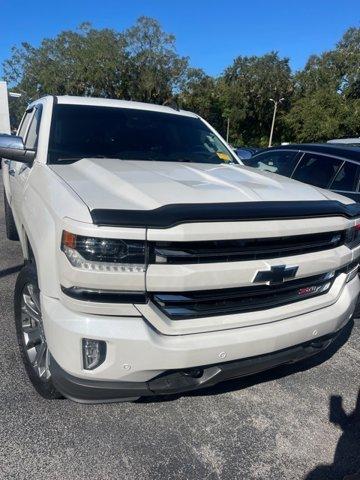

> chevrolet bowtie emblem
[253,265,299,285]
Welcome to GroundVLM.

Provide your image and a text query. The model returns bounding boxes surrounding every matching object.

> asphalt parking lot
[0,178,359,480]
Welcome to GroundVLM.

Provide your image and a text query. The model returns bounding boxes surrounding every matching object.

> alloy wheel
[20,283,51,380]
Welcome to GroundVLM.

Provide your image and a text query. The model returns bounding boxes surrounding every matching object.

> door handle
[9,169,16,176]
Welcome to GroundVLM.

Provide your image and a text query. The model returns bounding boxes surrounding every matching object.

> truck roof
[35,95,198,118]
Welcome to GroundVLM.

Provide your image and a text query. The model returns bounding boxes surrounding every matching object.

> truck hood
[50,158,349,211]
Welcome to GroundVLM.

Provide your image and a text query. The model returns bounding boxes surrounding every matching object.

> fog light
[82,338,106,370]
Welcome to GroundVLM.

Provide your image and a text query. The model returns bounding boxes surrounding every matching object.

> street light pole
[226,117,230,143]
[268,97,284,147]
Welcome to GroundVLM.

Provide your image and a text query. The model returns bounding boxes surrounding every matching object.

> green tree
[3,23,128,99]
[178,68,224,131]
[286,27,360,141]
[337,27,360,99]
[220,52,293,145]
[285,89,359,142]
[122,16,189,103]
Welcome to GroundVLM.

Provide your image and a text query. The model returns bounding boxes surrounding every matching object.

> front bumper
[41,275,360,403]
[50,328,346,403]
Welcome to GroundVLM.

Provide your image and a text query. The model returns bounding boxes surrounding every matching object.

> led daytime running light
[63,245,145,273]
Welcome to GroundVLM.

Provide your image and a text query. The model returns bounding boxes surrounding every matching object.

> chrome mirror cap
[0,133,35,164]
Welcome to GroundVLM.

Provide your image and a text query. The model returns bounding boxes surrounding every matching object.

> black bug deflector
[90,200,360,228]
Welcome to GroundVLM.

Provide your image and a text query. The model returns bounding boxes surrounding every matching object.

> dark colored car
[242,143,360,202]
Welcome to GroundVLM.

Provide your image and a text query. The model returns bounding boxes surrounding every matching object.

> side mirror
[0,133,35,164]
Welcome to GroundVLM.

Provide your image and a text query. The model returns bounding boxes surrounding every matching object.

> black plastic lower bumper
[50,329,343,403]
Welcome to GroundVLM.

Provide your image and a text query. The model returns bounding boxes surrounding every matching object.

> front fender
[20,165,92,298]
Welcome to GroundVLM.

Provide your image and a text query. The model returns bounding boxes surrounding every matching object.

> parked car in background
[328,138,360,146]
[242,144,360,202]
[235,147,263,160]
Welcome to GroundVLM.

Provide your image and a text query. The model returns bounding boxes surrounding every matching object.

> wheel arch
[20,212,60,298]
[23,232,36,266]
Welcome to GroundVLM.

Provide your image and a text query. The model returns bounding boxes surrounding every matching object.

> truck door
[3,109,32,206]
[10,106,42,227]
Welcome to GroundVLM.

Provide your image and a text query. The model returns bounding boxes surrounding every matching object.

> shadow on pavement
[139,319,354,403]
[305,389,360,480]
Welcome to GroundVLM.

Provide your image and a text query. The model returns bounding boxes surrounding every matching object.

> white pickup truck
[1,95,360,403]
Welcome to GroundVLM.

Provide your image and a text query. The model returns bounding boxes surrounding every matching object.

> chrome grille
[151,271,337,320]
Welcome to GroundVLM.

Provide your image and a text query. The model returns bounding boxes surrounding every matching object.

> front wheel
[14,264,62,399]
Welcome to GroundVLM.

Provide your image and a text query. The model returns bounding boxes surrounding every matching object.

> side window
[17,110,33,139]
[330,161,360,192]
[292,153,342,188]
[245,150,299,177]
[25,106,42,149]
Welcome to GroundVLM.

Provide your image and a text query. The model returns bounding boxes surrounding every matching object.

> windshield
[48,104,236,164]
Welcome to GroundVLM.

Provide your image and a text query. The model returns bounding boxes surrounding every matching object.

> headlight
[61,231,146,272]
[345,224,360,249]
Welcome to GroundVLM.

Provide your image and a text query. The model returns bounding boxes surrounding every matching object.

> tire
[4,192,19,241]
[14,263,62,399]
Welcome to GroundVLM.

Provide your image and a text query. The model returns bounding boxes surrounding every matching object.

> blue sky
[0,0,359,77]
